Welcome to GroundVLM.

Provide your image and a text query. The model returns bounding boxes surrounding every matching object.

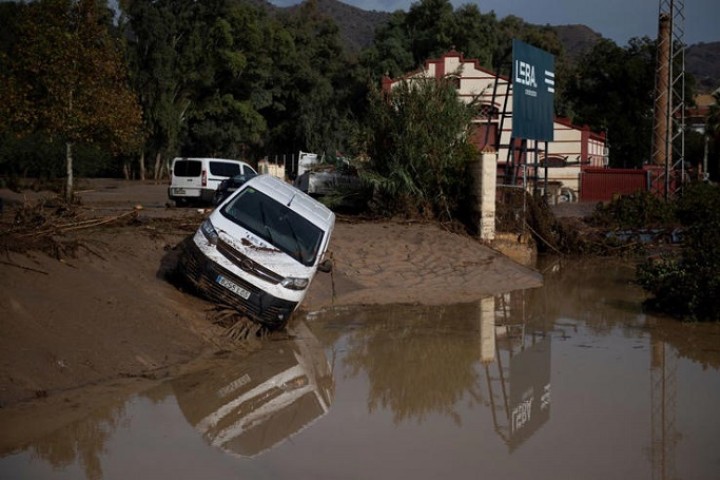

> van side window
[210,162,241,177]
[174,160,202,176]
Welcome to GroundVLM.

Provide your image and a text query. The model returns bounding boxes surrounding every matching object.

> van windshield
[220,187,324,267]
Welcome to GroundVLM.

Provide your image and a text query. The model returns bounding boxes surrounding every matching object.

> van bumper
[168,188,215,204]
[178,239,297,329]
[199,188,215,203]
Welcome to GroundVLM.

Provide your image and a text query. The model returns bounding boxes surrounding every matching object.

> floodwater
[2,257,720,480]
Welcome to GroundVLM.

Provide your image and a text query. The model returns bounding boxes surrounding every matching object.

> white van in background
[179,174,335,330]
[168,157,256,206]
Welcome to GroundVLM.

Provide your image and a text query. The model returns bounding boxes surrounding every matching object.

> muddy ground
[0,178,542,449]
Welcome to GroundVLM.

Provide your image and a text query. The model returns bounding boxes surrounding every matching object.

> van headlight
[200,219,218,245]
[281,277,309,290]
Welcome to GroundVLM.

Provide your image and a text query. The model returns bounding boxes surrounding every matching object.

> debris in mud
[494,189,680,257]
[0,197,140,259]
[137,217,201,239]
[495,189,576,254]
[0,196,203,260]
[208,306,267,343]
[167,245,269,345]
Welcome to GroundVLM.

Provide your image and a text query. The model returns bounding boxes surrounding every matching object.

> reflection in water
[650,316,720,370]
[25,401,127,480]
[331,293,553,450]
[33,403,124,480]
[482,294,552,451]
[491,334,551,452]
[171,320,334,457]
[645,317,720,480]
[650,339,680,480]
[529,257,647,333]
[340,303,485,425]
[319,256,713,465]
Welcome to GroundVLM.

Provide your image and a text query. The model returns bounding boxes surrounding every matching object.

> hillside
[248,0,718,91]
[286,0,391,53]
[686,42,720,92]
[244,0,390,53]
[551,24,602,60]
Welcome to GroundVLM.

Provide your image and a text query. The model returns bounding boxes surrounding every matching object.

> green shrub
[588,191,676,229]
[636,183,720,321]
[363,77,478,223]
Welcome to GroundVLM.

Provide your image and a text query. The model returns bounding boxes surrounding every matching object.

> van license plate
[174,188,186,195]
[216,275,251,299]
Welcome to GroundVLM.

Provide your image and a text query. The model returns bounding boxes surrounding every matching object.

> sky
[268,0,719,46]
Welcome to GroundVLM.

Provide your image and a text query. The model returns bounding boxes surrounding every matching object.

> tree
[363,76,478,221]
[565,38,656,168]
[124,0,267,177]
[262,0,358,157]
[405,0,455,65]
[181,1,270,159]
[0,0,142,200]
[124,0,358,165]
[360,1,562,84]
[450,5,498,68]
[123,0,203,180]
[359,11,414,80]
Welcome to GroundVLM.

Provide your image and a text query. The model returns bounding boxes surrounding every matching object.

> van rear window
[210,162,241,177]
[174,160,202,177]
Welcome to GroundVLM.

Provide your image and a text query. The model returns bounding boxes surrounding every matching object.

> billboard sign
[511,39,555,142]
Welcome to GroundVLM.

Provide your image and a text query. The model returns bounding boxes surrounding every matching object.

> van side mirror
[317,258,333,273]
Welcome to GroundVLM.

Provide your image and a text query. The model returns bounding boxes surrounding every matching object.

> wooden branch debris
[18,210,139,238]
[1,202,143,260]
[0,260,49,275]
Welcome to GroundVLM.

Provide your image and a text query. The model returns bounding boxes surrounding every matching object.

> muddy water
[2,257,720,479]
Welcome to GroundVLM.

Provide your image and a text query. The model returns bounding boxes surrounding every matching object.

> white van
[168,157,257,206]
[179,175,335,329]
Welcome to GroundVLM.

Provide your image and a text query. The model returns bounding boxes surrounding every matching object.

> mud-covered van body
[168,157,256,206]
[180,175,335,329]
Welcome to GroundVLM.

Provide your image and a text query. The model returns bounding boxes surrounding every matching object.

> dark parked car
[212,171,258,205]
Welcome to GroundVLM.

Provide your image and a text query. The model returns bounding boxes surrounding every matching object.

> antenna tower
[650,0,686,199]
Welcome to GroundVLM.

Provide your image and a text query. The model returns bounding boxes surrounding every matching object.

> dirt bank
[0,179,542,409]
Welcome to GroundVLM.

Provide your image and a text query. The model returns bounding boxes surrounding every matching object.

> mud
[0,179,542,408]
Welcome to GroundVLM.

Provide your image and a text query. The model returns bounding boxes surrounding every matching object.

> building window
[479,103,499,120]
